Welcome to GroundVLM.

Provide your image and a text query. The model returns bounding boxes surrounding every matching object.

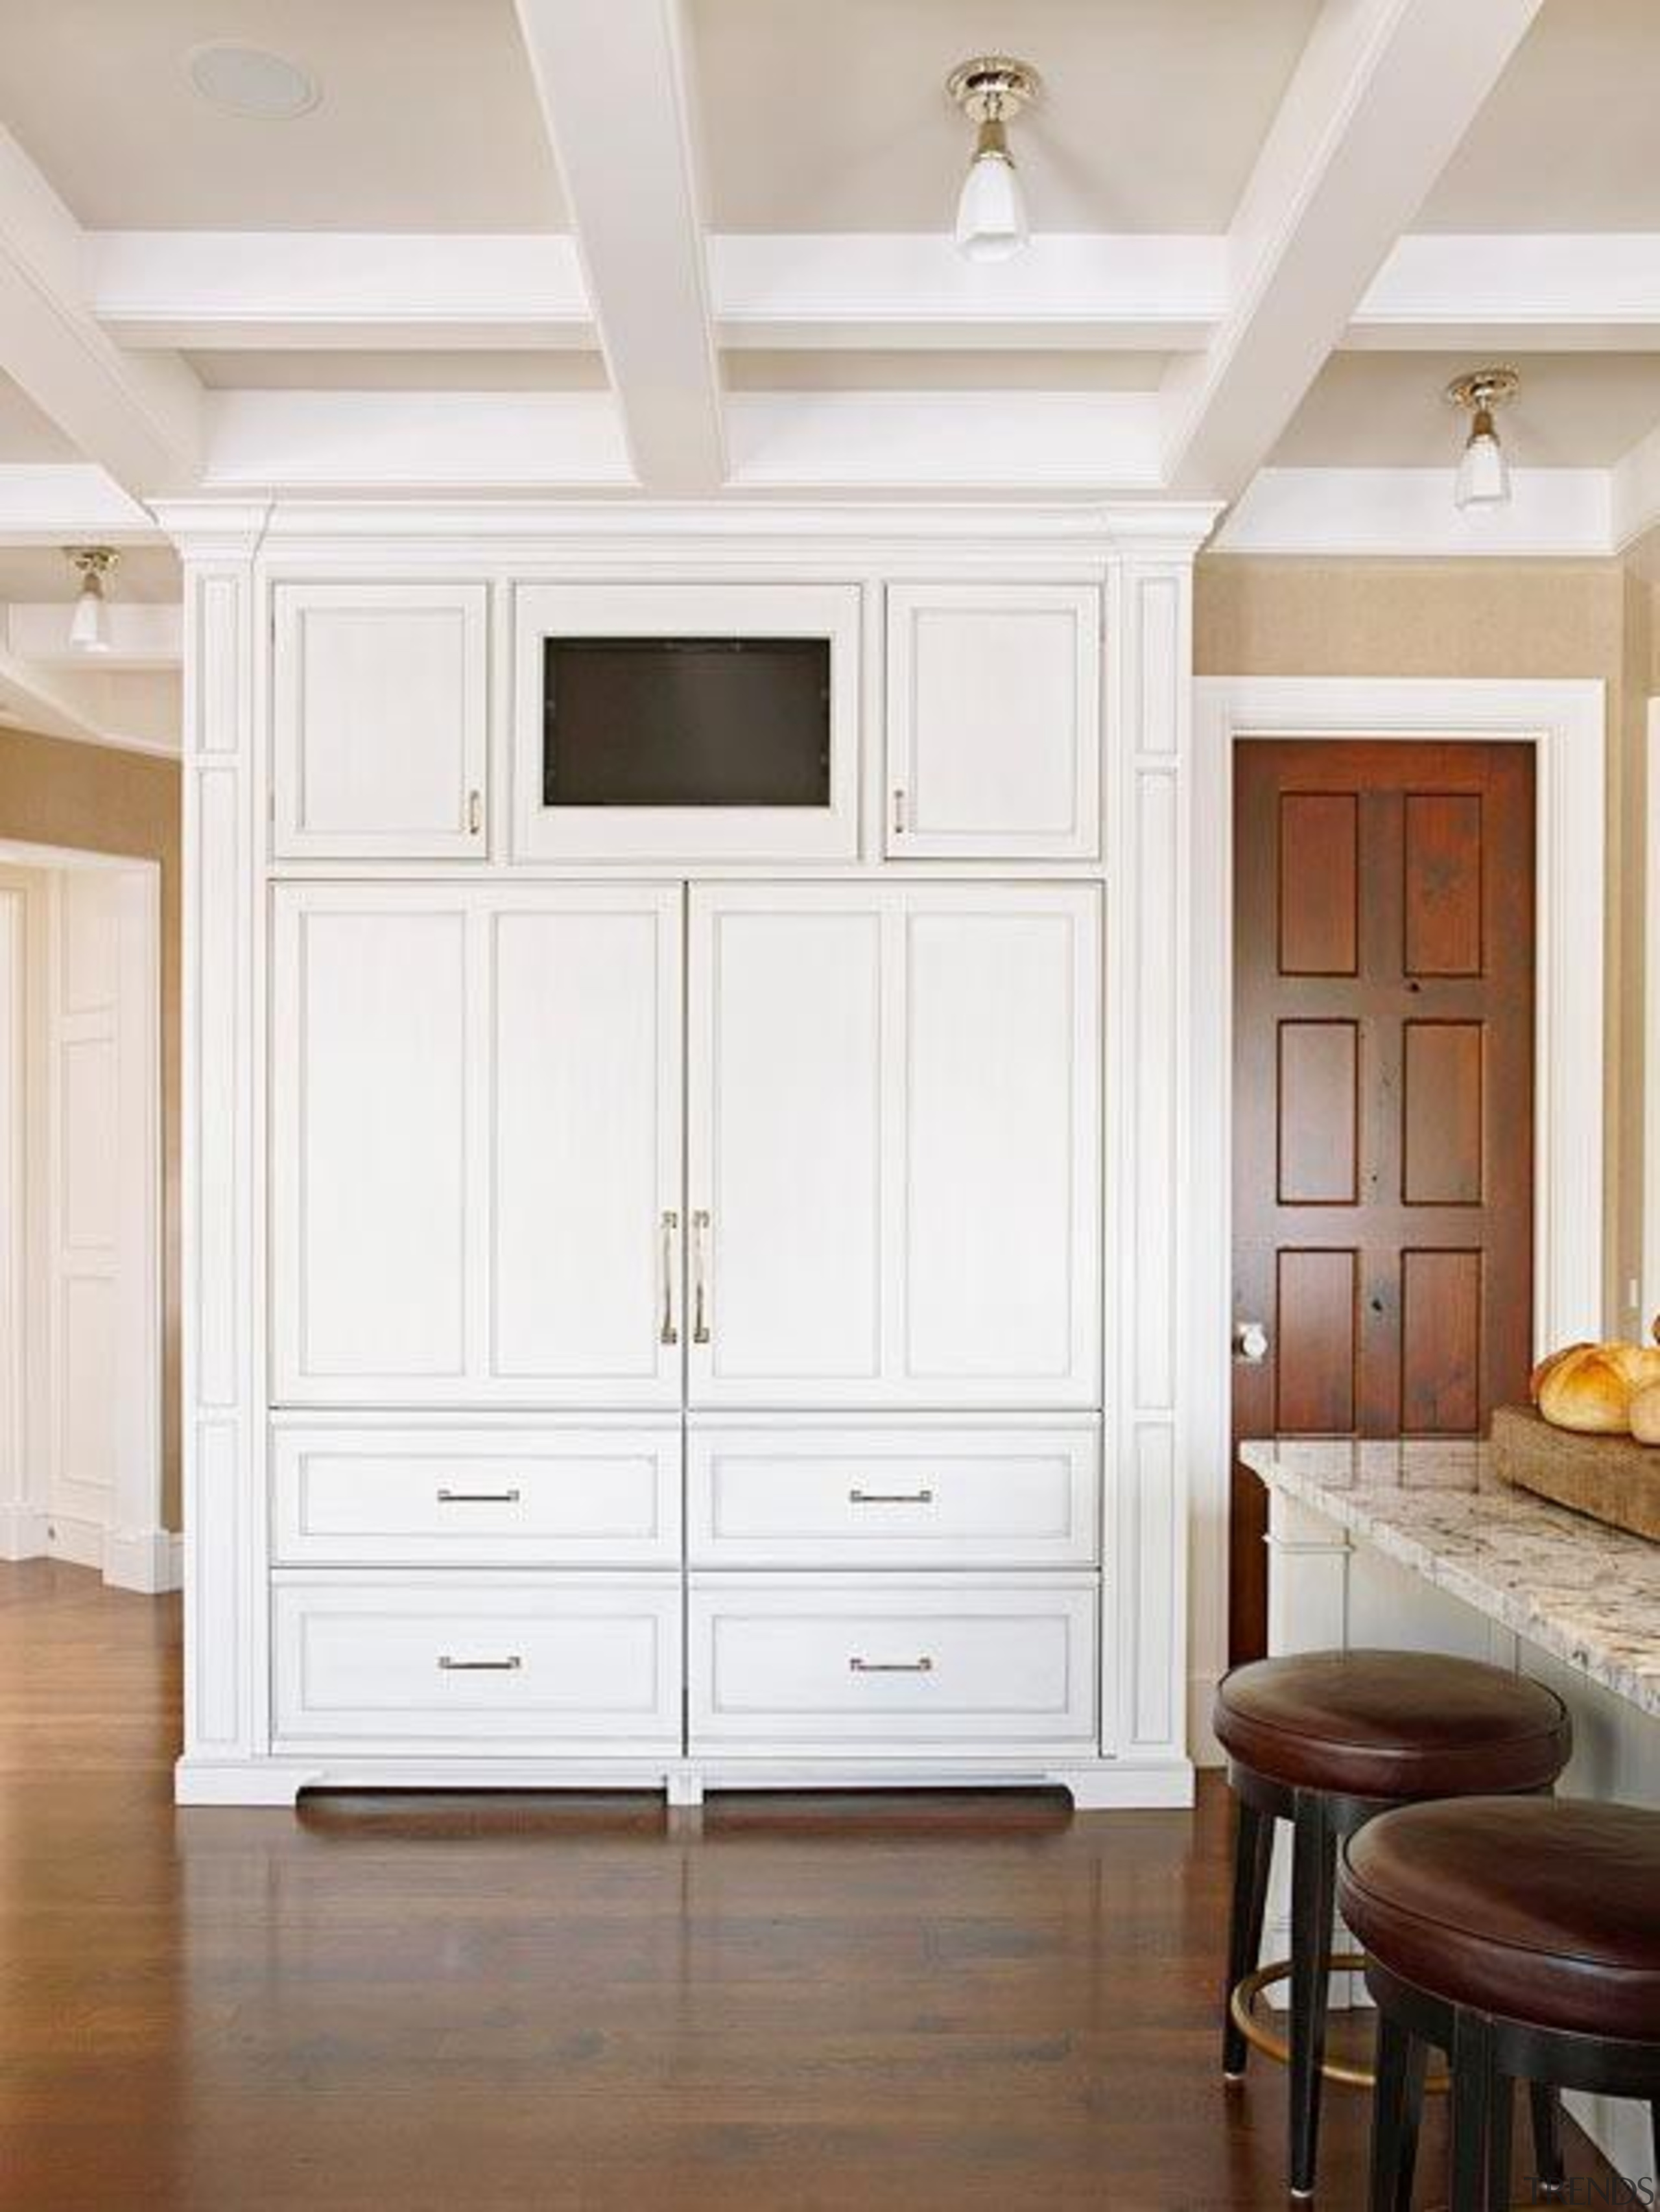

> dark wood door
[1230,740,1535,1662]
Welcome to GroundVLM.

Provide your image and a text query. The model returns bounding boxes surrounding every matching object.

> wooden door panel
[1399,1248,1482,1433]
[1231,740,1534,1661]
[1277,1021,1359,1203]
[1402,1022,1484,1204]
[1275,1250,1357,1432]
[1277,792,1358,974]
[1404,793,1484,975]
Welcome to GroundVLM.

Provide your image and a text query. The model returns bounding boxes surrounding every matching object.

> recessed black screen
[543,637,832,808]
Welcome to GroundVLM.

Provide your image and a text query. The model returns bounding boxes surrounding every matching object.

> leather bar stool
[1342,1798,1660,2212]
[1215,1650,1572,2200]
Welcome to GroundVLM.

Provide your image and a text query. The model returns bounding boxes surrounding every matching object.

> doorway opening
[0,840,171,1591]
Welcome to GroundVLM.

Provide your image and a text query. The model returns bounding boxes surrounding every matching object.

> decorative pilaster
[161,502,270,1793]
[1100,506,1220,1785]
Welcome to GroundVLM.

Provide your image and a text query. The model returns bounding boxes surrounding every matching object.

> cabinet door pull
[848,1487,934,1506]
[438,1654,523,1672]
[892,786,907,837]
[659,1209,680,1347]
[467,788,483,836]
[850,1655,933,1675]
[691,1207,712,1345]
[436,1487,522,1505]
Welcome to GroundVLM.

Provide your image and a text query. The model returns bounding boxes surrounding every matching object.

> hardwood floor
[0,1560,1614,2209]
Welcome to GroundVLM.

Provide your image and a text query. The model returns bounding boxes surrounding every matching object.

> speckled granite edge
[1240,1439,1660,1723]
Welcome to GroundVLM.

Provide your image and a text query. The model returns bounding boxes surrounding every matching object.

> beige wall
[0,727,182,1526]
[1194,555,1646,1339]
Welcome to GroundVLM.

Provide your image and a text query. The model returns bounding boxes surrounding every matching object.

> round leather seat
[1340,1798,1660,2041]
[1214,1649,1571,1800]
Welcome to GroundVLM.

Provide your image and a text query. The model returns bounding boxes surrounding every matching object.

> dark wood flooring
[0,1559,1614,2208]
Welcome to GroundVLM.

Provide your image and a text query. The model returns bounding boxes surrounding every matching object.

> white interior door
[689,884,1100,1408]
[486,886,683,1402]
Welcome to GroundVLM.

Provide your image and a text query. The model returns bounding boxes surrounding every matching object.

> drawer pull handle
[436,1488,522,1505]
[438,1654,523,1673]
[467,788,483,837]
[850,1655,933,1675]
[849,1487,934,1506]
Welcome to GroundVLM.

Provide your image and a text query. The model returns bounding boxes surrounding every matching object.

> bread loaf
[1632,1383,1660,1447]
[1537,1347,1637,1433]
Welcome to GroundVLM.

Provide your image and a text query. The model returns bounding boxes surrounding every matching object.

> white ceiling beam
[196,388,1161,497]
[711,235,1224,353]
[1161,0,1543,499]
[92,232,595,352]
[0,464,165,545]
[0,130,201,497]
[513,0,723,494]
[1610,418,1660,553]
[1351,233,1660,351]
[3,600,181,671]
[1213,464,1611,558]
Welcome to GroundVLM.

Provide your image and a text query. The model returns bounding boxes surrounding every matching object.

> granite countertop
[1239,1438,1660,1723]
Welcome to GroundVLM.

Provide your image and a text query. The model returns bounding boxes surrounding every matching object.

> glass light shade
[954,148,1028,262]
[69,580,109,653]
[1454,424,1510,509]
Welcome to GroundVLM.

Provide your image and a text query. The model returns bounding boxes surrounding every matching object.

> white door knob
[1234,1321,1270,1363]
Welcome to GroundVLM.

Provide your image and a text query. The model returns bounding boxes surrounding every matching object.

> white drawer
[272,1573,682,1750]
[270,1422,681,1566]
[688,1574,1098,1752]
[687,1421,1098,1567]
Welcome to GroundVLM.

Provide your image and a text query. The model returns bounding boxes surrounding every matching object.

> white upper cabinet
[687,884,1100,1409]
[271,884,683,1406]
[272,582,488,860]
[512,582,861,862]
[885,583,1101,860]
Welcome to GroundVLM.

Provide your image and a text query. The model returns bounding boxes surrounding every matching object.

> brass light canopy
[1445,367,1520,509]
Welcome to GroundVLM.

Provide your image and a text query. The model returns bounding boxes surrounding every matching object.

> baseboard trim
[104,1525,184,1595]
[0,1511,182,1593]
[0,1501,49,1560]
[174,1752,1198,1812]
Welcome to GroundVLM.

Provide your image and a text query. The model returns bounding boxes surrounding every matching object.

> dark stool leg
[1449,2008,1496,2212]
[1486,2073,1513,2212]
[1222,1796,1274,2080]
[1368,2007,1411,2212]
[1288,1789,1337,2200]
[1393,2031,1427,2212]
[1528,2082,1564,2198]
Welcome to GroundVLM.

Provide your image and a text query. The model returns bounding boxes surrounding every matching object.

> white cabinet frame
[512,581,861,862]
[272,582,489,862]
[886,582,1101,860]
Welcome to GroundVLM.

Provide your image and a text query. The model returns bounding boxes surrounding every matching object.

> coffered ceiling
[5,0,1660,748]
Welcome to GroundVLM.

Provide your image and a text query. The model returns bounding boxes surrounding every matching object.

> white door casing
[1189,676,1607,1763]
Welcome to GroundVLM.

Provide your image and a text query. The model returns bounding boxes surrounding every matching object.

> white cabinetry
[687,884,1100,1407]
[512,582,860,862]
[885,583,1100,859]
[273,583,488,860]
[271,883,683,1406]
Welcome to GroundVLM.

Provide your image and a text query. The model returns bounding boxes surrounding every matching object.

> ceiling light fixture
[947,56,1040,263]
[64,547,119,655]
[186,42,320,121]
[1447,367,1519,510]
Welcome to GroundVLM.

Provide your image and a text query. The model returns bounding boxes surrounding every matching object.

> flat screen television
[542,637,832,809]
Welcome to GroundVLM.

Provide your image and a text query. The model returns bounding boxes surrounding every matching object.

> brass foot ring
[1229,1957,1450,2095]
